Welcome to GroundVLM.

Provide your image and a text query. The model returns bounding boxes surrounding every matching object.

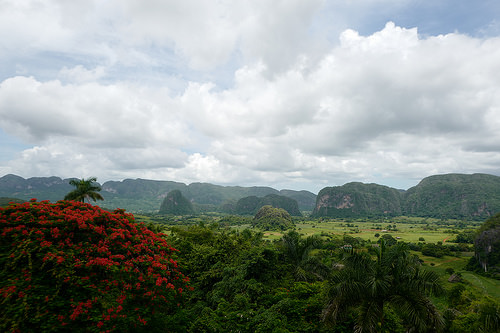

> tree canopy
[64,177,104,203]
[0,200,191,332]
[323,241,444,332]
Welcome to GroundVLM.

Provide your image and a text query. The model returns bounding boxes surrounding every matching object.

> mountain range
[0,174,316,213]
[1,173,500,219]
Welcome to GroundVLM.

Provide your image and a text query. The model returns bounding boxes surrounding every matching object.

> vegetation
[467,212,500,277]
[323,242,444,332]
[64,177,104,203]
[2,173,500,332]
[0,200,190,332]
[0,197,24,207]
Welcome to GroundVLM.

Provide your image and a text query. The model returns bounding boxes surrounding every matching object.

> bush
[0,200,191,332]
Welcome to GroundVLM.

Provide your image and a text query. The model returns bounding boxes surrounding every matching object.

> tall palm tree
[322,241,444,332]
[64,177,104,203]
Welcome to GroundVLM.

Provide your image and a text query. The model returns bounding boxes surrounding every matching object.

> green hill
[312,174,500,219]
[403,173,500,219]
[312,182,403,217]
[0,175,315,214]
[252,205,294,231]
[159,190,194,215]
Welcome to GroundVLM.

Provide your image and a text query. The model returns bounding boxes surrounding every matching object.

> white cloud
[1,0,500,192]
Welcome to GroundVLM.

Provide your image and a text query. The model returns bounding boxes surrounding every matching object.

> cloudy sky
[1,0,500,193]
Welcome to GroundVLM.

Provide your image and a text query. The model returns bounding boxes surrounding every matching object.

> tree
[0,200,191,332]
[323,241,444,332]
[280,230,330,282]
[64,177,104,203]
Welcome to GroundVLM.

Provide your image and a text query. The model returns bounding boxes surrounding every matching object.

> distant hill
[0,174,316,214]
[3,173,500,218]
[312,182,403,217]
[403,173,500,219]
[159,190,194,215]
[234,194,302,216]
[312,174,500,219]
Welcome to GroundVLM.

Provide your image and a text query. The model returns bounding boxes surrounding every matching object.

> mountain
[3,173,500,218]
[312,182,403,217]
[159,190,194,215]
[312,173,500,219]
[0,174,316,213]
[0,174,74,202]
[403,173,500,219]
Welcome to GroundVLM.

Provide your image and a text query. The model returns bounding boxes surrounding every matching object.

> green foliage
[421,243,452,258]
[323,242,445,332]
[0,197,24,207]
[253,205,294,231]
[159,190,194,215]
[64,177,104,203]
[0,200,191,332]
[453,230,476,244]
[472,212,500,277]
[280,231,331,282]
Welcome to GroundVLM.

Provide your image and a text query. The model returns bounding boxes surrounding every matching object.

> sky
[1,0,500,194]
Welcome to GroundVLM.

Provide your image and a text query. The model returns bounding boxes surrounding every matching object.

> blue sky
[1,0,500,193]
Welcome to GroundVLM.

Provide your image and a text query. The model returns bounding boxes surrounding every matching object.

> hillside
[3,173,500,218]
[0,174,316,213]
[312,173,500,219]
[312,182,403,217]
[403,173,500,219]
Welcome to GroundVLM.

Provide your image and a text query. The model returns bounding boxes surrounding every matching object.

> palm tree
[281,230,330,282]
[322,241,444,332]
[64,177,104,203]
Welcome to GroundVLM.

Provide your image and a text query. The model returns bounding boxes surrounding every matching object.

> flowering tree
[0,200,191,332]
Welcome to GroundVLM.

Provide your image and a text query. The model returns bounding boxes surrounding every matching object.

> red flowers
[0,200,191,332]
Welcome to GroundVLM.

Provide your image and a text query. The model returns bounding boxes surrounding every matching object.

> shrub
[0,200,191,332]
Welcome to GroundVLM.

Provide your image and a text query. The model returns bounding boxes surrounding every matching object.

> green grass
[460,272,500,299]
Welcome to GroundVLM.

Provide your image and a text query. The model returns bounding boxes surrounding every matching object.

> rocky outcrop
[312,182,402,217]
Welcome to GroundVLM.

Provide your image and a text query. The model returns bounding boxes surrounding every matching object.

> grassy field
[260,217,474,243]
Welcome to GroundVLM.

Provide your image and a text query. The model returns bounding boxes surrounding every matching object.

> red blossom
[1,199,191,332]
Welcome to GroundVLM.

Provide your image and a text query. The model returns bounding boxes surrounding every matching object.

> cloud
[1,6,500,192]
